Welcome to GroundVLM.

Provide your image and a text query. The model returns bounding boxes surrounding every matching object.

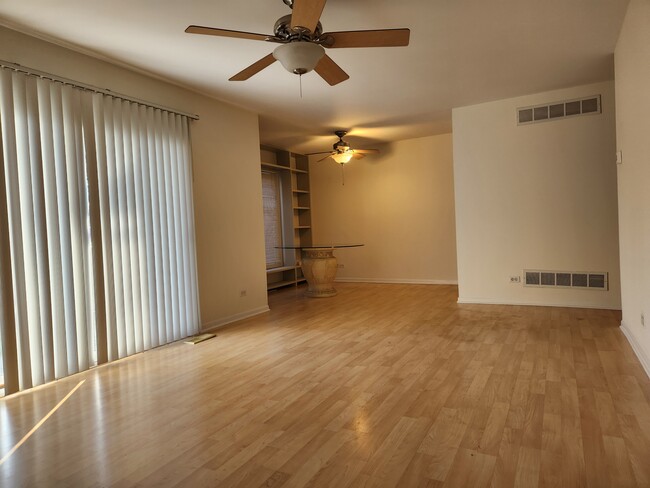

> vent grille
[523,270,608,290]
[518,95,601,126]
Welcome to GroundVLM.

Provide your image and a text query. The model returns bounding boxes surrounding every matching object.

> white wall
[0,26,269,329]
[615,0,650,369]
[309,134,458,284]
[453,81,621,309]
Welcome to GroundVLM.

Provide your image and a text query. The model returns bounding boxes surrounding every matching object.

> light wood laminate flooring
[1,283,649,487]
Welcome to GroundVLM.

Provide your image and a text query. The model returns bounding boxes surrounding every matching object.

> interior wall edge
[620,321,650,379]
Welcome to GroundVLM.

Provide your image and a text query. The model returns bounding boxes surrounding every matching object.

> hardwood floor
[1,283,649,487]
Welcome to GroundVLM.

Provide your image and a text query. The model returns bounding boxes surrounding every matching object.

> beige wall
[0,26,269,328]
[453,81,621,309]
[309,134,458,284]
[615,0,650,369]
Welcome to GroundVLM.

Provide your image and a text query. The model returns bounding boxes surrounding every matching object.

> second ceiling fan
[185,0,410,86]
[308,130,380,164]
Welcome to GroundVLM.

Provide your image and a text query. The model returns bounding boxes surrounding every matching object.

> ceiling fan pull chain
[341,164,345,186]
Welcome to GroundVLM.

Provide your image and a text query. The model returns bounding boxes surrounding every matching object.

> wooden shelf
[293,206,310,210]
[292,189,309,194]
[295,225,311,229]
[290,168,308,174]
[267,280,297,290]
[266,265,297,274]
[261,162,291,171]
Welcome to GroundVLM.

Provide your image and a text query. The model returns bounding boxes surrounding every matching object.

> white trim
[335,278,458,285]
[620,321,650,379]
[201,306,270,332]
[457,297,621,310]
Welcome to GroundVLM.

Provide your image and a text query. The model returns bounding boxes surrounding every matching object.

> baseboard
[201,305,270,332]
[457,297,621,310]
[335,278,458,285]
[620,321,650,379]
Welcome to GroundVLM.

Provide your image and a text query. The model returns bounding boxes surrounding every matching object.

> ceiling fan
[185,0,410,86]
[308,130,380,164]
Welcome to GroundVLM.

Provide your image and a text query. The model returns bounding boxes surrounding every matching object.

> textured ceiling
[0,0,629,153]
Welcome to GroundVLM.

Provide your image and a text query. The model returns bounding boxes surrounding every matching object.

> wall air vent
[523,270,608,290]
[517,95,601,126]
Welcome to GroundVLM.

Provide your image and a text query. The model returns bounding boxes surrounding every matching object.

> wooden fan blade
[352,153,366,160]
[291,0,327,33]
[314,55,349,86]
[305,151,334,156]
[229,54,276,81]
[317,154,334,162]
[353,149,380,154]
[185,25,270,42]
[322,29,410,48]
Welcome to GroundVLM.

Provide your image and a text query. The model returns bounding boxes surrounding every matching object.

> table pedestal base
[301,249,338,298]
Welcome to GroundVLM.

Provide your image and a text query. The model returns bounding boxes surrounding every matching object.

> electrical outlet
[240,289,247,297]
[642,313,645,327]
[337,264,344,269]
[510,276,521,283]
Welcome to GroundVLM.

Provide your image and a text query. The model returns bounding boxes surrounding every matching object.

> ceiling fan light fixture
[332,151,354,164]
[273,41,325,75]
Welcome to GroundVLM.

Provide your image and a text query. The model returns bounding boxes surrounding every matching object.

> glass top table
[276,244,363,297]
[276,244,363,250]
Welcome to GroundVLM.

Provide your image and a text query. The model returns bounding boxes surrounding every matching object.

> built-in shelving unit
[261,145,312,291]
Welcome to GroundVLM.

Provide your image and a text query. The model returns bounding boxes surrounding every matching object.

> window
[262,171,284,269]
[0,65,200,395]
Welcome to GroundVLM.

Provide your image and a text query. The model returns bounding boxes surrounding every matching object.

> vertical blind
[0,67,200,395]
[262,171,284,269]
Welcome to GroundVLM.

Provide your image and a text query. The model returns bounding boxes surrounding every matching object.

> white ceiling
[0,0,629,154]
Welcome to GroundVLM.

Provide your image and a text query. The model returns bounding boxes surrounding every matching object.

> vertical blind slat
[101,96,123,361]
[32,78,56,383]
[137,105,155,350]
[14,73,45,386]
[112,99,133,358]
[81,91,105,366]
[183,120,200,330]
[121,101,141,355]
[168,114,184,338]
[131,104,150,351]
[161,113,179,340]
[61,84,83,374]
[154,110,171,344]
[144,107,161,348]
[91,94,113,364]
[175,116,191,336]
[1,71,34,390]
[70,87,90,372]
[0,71,21,394]
[49,82,72,378]
[127,102,145,354]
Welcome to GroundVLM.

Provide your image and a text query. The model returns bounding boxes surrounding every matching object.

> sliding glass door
[0,66,200,396]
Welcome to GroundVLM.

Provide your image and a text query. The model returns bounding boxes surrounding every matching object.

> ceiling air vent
[517,95,601,126]
[523,270,608,290]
